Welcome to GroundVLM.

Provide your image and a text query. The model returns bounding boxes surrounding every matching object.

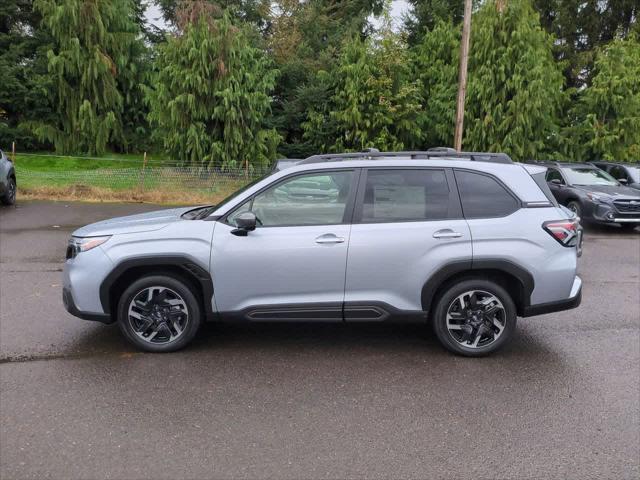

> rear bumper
[522,275,582,317]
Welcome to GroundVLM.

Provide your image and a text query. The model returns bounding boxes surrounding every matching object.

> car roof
[273,149,513,171]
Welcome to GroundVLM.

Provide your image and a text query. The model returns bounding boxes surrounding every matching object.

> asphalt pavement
[1,200,639,479]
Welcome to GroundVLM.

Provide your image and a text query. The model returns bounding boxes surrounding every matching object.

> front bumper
[63,287,112,323]
[522,275,582,317]
[589,202,640,223]
[62,244,114,323]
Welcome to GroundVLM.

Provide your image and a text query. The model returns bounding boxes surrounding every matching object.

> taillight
[543,219,579,247]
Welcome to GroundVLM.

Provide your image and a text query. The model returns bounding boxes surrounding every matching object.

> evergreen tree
[0,0,53,150]
[404,0,466,44]
[464,0,565,160]
[569,35,640,161]
[533,0,638,89]
[303,20,423,152]
[34,0,141,155]
[147,11,280,168]
[411,19,460,148]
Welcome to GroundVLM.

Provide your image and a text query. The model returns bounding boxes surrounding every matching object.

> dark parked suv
[543,162,640,231]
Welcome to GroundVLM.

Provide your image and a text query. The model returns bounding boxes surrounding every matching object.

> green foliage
[464,0,565,161]
[303,11,423,153]
[569,36,640,161]
[533,0,638,89]
[0,0,53,150]
[146,13,280,168]
[412,19,460,148]
[404,0,466,44]
[33,0,142,155]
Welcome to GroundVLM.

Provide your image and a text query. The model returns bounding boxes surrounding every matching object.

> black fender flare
[421,259,535,315]
[99,255,215,320]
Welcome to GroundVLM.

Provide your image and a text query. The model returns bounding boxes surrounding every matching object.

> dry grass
[18,184,236,205]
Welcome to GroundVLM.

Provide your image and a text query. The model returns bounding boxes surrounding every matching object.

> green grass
[14,151,171,171]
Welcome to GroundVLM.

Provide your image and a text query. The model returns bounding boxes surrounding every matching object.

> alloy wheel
[445,290,507,349]
[127,286,189,345]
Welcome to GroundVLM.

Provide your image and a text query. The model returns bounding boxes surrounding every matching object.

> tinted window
[455,170,519,218]
[230,171,353,227]
[610,166,629,181]
[360,169,451,222]
[561,167,618,186]
[545,168,564,184]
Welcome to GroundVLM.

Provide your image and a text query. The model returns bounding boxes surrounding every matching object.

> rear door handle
[433,229,463,239]
[315,234,345,244]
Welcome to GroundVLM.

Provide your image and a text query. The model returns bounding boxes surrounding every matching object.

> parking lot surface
[1,201,639,479]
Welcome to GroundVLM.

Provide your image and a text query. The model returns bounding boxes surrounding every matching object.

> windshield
[562,167,619,186]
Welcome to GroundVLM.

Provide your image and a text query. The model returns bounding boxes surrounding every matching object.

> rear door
[343,168,472,319]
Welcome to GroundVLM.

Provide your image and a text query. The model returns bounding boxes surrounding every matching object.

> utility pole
[454,0,473,151]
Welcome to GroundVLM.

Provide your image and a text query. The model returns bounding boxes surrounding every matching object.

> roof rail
[299,149,513,165]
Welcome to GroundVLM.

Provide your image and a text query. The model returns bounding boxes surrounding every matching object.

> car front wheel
[432,279,517,357]
[0,177,16,205]
[117,275,202,352]
[567,200,582,219]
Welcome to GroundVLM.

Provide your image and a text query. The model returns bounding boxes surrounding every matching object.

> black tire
[432,279,517,357]
[566,200,582,219]
[117,275,202,352]
[1,176,16,205]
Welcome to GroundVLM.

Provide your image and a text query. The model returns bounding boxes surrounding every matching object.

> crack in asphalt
[0,350,139,364]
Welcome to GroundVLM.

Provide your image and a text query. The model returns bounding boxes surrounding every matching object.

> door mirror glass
[550,178,563,185]
[231,211,257,236]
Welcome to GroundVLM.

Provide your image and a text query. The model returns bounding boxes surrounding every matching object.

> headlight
[586,192,612,203]
[66,236,111,259]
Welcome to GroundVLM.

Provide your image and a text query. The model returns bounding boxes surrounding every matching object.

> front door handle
[315,234,345,244]
[433,229,463,239]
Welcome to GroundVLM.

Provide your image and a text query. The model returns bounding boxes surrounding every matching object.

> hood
[73,206,196,237]
[574,184,640,199]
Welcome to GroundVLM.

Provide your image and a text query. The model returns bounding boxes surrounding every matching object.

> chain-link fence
[13,153,271,203]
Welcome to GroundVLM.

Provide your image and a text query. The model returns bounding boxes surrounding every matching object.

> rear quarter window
[454,170,520,218]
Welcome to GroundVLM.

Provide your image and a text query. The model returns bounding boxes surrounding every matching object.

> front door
[211,169,358,320]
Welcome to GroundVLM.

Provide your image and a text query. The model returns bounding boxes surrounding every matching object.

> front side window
[228,170,353,227]
[455,170,519,218]
[561,167,619,186]
[360,169,452,223]
[545,168,565,184]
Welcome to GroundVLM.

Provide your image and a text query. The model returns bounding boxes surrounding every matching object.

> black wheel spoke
[128,286,189,345]
[446,290,506,349]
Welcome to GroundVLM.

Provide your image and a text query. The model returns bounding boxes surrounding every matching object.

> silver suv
[63,150,583,356]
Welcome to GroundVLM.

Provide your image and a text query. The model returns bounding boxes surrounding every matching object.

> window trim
[352,167,464,225]
[222,168,361,228]
[453,168,522,220]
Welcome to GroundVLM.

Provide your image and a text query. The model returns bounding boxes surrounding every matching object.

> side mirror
[618,178,628,185]
[231,211,257,236]
[550,178,563,186]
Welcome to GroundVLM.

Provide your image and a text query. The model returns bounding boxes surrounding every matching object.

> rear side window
[455,170,519,218]
[360,169,453,222]
[531,172,559,206]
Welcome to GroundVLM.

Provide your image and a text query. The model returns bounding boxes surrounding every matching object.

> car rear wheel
[432,279,517,357]
[117,275,202,352]
[1,177,16,205]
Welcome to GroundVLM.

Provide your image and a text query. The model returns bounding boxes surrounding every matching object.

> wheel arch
[422,260,534,317]
[100,256,215,321]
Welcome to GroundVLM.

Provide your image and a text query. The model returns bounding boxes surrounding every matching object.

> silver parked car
[63,150,583,356]
[0,149,16,205]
